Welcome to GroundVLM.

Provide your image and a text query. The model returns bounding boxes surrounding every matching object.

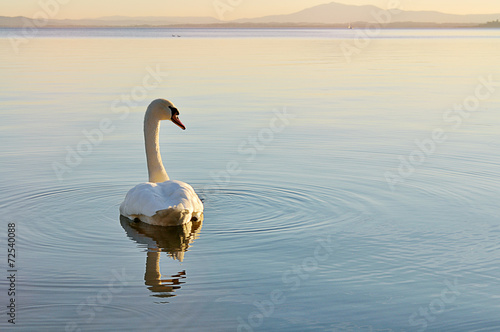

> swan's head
[148,99,186,130]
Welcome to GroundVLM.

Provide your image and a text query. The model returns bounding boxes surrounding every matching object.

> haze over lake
[0,27,499,331]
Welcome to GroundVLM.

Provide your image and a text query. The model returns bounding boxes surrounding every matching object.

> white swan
[120,99,203,226]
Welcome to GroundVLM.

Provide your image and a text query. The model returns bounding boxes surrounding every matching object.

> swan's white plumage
[119,99,203,226]
[120,180,203,226]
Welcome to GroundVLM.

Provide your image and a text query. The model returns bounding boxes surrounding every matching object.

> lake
[0,27,499,331]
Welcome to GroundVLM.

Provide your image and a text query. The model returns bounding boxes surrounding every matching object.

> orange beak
[171,114,186,130]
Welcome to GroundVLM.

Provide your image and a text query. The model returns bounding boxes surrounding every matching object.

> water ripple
[199,181,381,235]
[1,181,128,254]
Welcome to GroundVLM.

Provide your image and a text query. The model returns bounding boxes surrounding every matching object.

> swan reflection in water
[120,216,203,298]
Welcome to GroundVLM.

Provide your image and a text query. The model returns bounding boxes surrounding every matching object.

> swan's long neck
[144,109,169,183]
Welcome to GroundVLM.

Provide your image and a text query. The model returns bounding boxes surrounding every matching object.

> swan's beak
[171,114,186,130]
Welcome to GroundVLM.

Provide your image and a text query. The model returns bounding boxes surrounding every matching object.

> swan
[119,99,203,226]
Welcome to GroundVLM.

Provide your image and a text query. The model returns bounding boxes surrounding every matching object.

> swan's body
[120,99,203,226]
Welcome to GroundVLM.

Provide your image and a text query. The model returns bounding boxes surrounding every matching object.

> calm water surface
[0,28,500,331]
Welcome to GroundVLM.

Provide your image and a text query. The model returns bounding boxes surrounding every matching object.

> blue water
[0,28,499,331]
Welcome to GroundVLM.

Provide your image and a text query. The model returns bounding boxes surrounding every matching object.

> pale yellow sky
[2,0,500,20]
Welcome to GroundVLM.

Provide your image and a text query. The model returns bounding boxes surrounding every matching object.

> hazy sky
[2,0,500,20]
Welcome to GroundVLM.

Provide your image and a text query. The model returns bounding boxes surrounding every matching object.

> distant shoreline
[2,2,499,30]
[1,23,499,29]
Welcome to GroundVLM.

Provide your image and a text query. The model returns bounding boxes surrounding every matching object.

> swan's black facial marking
[168,106,179,116]
[168,105,186,130]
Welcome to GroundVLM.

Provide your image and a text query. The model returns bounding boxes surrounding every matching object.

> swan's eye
[168,106,179,116]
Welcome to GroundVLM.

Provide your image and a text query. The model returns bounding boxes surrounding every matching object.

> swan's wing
[120,181,203,218]
[160,180,203,213]
[120,182,165,218]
